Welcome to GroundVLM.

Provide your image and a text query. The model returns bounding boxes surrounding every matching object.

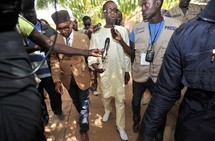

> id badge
[141,53,150,65]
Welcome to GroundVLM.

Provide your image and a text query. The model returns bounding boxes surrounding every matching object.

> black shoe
[133,123,139,133]
[55,113,64,121]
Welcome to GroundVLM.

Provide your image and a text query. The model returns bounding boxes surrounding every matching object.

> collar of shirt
[63,30,74,46]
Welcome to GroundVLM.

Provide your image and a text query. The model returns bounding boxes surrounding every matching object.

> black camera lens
[145,50,155,62]
[93,23,101,31]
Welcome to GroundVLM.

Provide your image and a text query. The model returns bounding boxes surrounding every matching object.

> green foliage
[66,0,104,24]
[36,0,50,8]
[35,0,178,28]
[117,0,140,16]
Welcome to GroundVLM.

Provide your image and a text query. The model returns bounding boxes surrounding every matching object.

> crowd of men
[1,0,215,141]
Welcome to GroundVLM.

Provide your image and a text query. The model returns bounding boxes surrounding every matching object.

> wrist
[83,50,89,56]
[118,38,124,44]
[55,81,61,85]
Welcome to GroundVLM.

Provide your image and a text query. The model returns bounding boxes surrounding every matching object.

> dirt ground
[44,81,178,141]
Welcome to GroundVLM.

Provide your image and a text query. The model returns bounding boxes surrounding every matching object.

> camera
[145,50,155,62]
[93,23,101,31]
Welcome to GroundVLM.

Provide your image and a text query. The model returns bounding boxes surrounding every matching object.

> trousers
[38,76,63,114]
[68,77,90,133]
[102,96,126,129]
[132,79,154,124]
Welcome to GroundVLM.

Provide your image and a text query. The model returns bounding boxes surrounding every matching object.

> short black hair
[102,0,116,11]
[82,16,91,22]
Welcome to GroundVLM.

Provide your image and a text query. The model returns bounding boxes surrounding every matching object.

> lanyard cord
[148,19,164,80]
[148,19,164,48]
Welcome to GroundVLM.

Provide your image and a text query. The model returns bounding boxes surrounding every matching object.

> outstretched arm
[18,16,102,57]
[28,29,102,57]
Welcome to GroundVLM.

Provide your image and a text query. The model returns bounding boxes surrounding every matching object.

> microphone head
[93,23,102,31]
[105,37,110,43]
[102,37,110,61]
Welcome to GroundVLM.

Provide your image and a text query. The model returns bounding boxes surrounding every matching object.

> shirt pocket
[71,62,88,77]
[152,41,167,66]
[132,49,148,73]
[184,50,212,71]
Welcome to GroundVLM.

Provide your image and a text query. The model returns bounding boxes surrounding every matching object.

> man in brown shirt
[50,10,91,141]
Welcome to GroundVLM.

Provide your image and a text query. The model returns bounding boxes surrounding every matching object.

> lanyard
[148,19,164,48]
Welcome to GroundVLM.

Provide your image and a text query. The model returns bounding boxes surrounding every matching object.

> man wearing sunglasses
[51,10,92,141]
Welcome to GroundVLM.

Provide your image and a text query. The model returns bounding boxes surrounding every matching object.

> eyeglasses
[103,8,119,14]
[57,26,70,32]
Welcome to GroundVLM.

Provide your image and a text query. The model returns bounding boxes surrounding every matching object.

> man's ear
[155,0,161,7]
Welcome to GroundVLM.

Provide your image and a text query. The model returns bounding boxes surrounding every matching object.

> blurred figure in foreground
[138,0,215,141]
[0,0,43,140]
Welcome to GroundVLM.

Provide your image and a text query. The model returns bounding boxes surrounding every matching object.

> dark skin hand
[124,72,130,84]
[111,27,135,59]
[28,28,102,57]
[85,24,101,39]
[91,58,130,84]
[25,45,41,53]
[55,81,64,94]
[111,28,132,84]
[91,63,105,73]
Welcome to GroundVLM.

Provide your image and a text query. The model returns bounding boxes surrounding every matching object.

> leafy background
[35,0,208,28]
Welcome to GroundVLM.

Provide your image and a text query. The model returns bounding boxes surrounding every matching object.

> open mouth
[109,16,116,21]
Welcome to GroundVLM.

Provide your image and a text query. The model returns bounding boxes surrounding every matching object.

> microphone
[102,37,110,62]
[93,23,101,31]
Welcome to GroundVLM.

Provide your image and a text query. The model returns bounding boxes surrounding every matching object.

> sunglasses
[57,26,70,32]
[103,8,119,14]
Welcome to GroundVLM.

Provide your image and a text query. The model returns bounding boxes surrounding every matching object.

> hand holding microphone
[102,37,110,62]
[111,25,117,38]
[111,25,122,42]
[91,38,110,73]
[93,23,101,32]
